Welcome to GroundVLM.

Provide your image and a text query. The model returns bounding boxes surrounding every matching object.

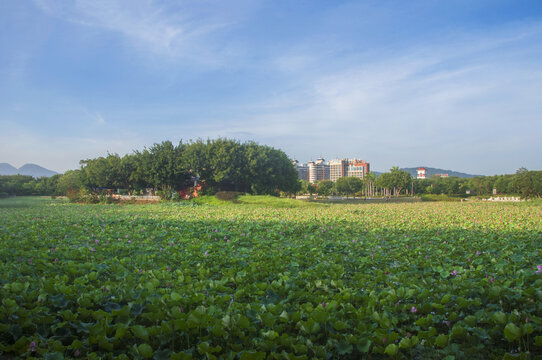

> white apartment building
[329,159,345,182]
[308,158,329,183]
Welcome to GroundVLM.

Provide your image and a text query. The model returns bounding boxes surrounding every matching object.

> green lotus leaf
[131,325,149,341]
[435,334,448,348]
[239,350,266,360]
[44,353,64,360]
[384,344,398,356]
[492,312,507,325]
[503,323,521,342]
[399,337,411,349]
[170,292,182,302]
[137,343,153,359]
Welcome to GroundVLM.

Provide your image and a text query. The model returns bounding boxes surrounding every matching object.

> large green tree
[335,176,363,197]
[76,138,300,197]
[317,180,334,196]
[378,167,412,196]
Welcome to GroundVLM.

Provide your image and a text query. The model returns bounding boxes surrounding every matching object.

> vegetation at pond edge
[0,198,541,359]
[2,139,542,202]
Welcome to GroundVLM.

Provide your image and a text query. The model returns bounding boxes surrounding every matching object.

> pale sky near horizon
[1,0,542,175]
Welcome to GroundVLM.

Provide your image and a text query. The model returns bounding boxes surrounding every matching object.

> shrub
[215,191,243,201]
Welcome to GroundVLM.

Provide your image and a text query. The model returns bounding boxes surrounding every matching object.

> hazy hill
[0,163,58,178]
[0,163,18,175]
[372,167,480,178]
[401,167,480,178]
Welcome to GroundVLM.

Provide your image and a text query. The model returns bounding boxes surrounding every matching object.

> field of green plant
[0,197,541,359]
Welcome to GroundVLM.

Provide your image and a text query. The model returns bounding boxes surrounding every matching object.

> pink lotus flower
[450,269,458,276]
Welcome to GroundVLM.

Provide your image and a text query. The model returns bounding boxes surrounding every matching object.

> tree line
[2,143,541,200]
[302,167,542,199]
[300,167,414,197]
[77,139,299,197]
[411,168,542,198]
[2,139,300,199]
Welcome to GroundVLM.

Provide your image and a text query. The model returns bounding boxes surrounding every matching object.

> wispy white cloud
[84,111,106,125]
[11,2,542,175]
[32,0,251,64]
[204,22,542,174]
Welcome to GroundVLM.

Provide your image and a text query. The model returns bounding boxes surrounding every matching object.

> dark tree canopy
[335,176,363,197]
[76,139,300,196]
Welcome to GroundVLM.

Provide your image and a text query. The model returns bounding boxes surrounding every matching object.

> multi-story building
[417,167,427,179]
[329,159,345,182]
[329,158,370,181]
[346,159,370,179]
[292,160,309,181]
[308,157,329,183]
[296,157,370,183]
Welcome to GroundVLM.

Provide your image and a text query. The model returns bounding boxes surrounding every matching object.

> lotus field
[1,198,541,359]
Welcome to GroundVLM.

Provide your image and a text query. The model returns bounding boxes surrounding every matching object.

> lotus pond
[0,197,541,359]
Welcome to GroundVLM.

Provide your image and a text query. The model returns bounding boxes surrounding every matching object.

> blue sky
[1,0,542,175]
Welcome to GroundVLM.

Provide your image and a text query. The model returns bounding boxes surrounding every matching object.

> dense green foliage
[1,198,541,359]
[335,177,363,197]
[79,139,300,197]
[376,167,413,196]
[413,169,542,198]
[0,175,62,197]
[303,168,542,199]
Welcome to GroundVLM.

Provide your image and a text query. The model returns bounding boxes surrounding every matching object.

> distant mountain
[401,167,480,178]
[0,163,59,178]
[0,163,18,175]
[371,167,480,178]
